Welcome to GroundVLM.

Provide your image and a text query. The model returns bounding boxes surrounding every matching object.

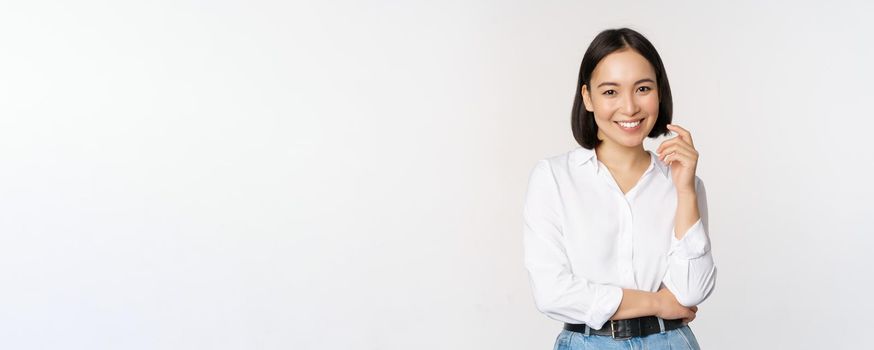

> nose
[620,92,640,116]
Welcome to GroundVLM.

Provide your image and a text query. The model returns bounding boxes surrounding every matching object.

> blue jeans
[553,325,701,350]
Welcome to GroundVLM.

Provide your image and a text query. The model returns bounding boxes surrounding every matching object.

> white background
[1,1,872,349]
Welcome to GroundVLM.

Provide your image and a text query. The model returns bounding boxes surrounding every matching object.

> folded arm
[523,160,624,329]
[661,177,717,307]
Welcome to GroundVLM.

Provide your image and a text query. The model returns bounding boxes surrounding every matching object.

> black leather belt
[563,316,685,340]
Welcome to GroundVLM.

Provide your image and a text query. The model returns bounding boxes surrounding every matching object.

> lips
[615,120,642,129]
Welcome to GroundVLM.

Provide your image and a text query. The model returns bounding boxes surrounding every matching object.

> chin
[619,138,645,148]
[606,132,647,148]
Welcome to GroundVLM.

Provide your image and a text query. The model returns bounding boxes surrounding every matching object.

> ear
[581,85,594,112]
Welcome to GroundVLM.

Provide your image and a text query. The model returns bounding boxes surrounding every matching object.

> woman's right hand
[655,287,698,324]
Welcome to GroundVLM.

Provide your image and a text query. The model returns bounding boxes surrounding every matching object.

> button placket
[597,160,639,287]
[611,195,634,286]
[622,198,635,286]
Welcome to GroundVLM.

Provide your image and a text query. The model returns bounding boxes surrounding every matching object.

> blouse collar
[571,146,669,179]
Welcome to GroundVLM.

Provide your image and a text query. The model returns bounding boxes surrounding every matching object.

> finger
[660,145,697,164]
[684,310,696,320]
[659,141,697,160]
[691,306,698,312]
[682,312,694,324]
[667,124,694,145]
[664,151,696,169]
[656,135,694,154]
[664,149,696,168]
[666,124,694,148]
[657,130,694,154]
[656,138,682,156]
[659,145,693,161]
[656,137,695,157]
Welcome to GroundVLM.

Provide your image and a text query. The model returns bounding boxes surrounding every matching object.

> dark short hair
[571,28,673,150]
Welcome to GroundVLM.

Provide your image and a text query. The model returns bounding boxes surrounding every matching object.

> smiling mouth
[615,119,642,129]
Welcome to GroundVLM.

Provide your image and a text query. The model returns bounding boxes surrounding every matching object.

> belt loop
[584,325,590,336]
[657,317,666,334]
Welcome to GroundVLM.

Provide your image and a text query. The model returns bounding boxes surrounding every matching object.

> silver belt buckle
[610,320,632,340]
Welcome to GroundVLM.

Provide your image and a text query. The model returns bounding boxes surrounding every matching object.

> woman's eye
[602,90,616,96]
[637,86,652,93]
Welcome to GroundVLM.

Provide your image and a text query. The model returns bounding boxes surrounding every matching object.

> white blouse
[522,146,716,330]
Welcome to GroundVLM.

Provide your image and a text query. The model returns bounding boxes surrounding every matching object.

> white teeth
[617,120,641,128]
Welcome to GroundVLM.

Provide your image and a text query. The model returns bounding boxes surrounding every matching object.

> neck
[594,140,649,171]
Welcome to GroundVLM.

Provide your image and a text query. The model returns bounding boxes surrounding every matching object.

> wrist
[651,290,664,315]
[676,187,697,197]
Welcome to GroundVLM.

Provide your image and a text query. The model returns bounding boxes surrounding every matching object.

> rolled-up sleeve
[523,160,623,329]
[662,177,717,307]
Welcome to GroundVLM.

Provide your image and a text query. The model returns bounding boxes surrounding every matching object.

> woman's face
[582,49,659,149]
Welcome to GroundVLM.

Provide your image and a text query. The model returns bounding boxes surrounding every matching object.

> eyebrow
[596,78,656,88]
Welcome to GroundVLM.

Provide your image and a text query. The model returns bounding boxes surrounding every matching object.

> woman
[522,28,716,349]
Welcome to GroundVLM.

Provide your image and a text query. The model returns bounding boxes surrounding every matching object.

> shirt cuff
[668,218,711,260]
[586,285,623,330]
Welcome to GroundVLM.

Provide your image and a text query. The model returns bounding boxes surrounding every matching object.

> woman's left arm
[656,124,717,307]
